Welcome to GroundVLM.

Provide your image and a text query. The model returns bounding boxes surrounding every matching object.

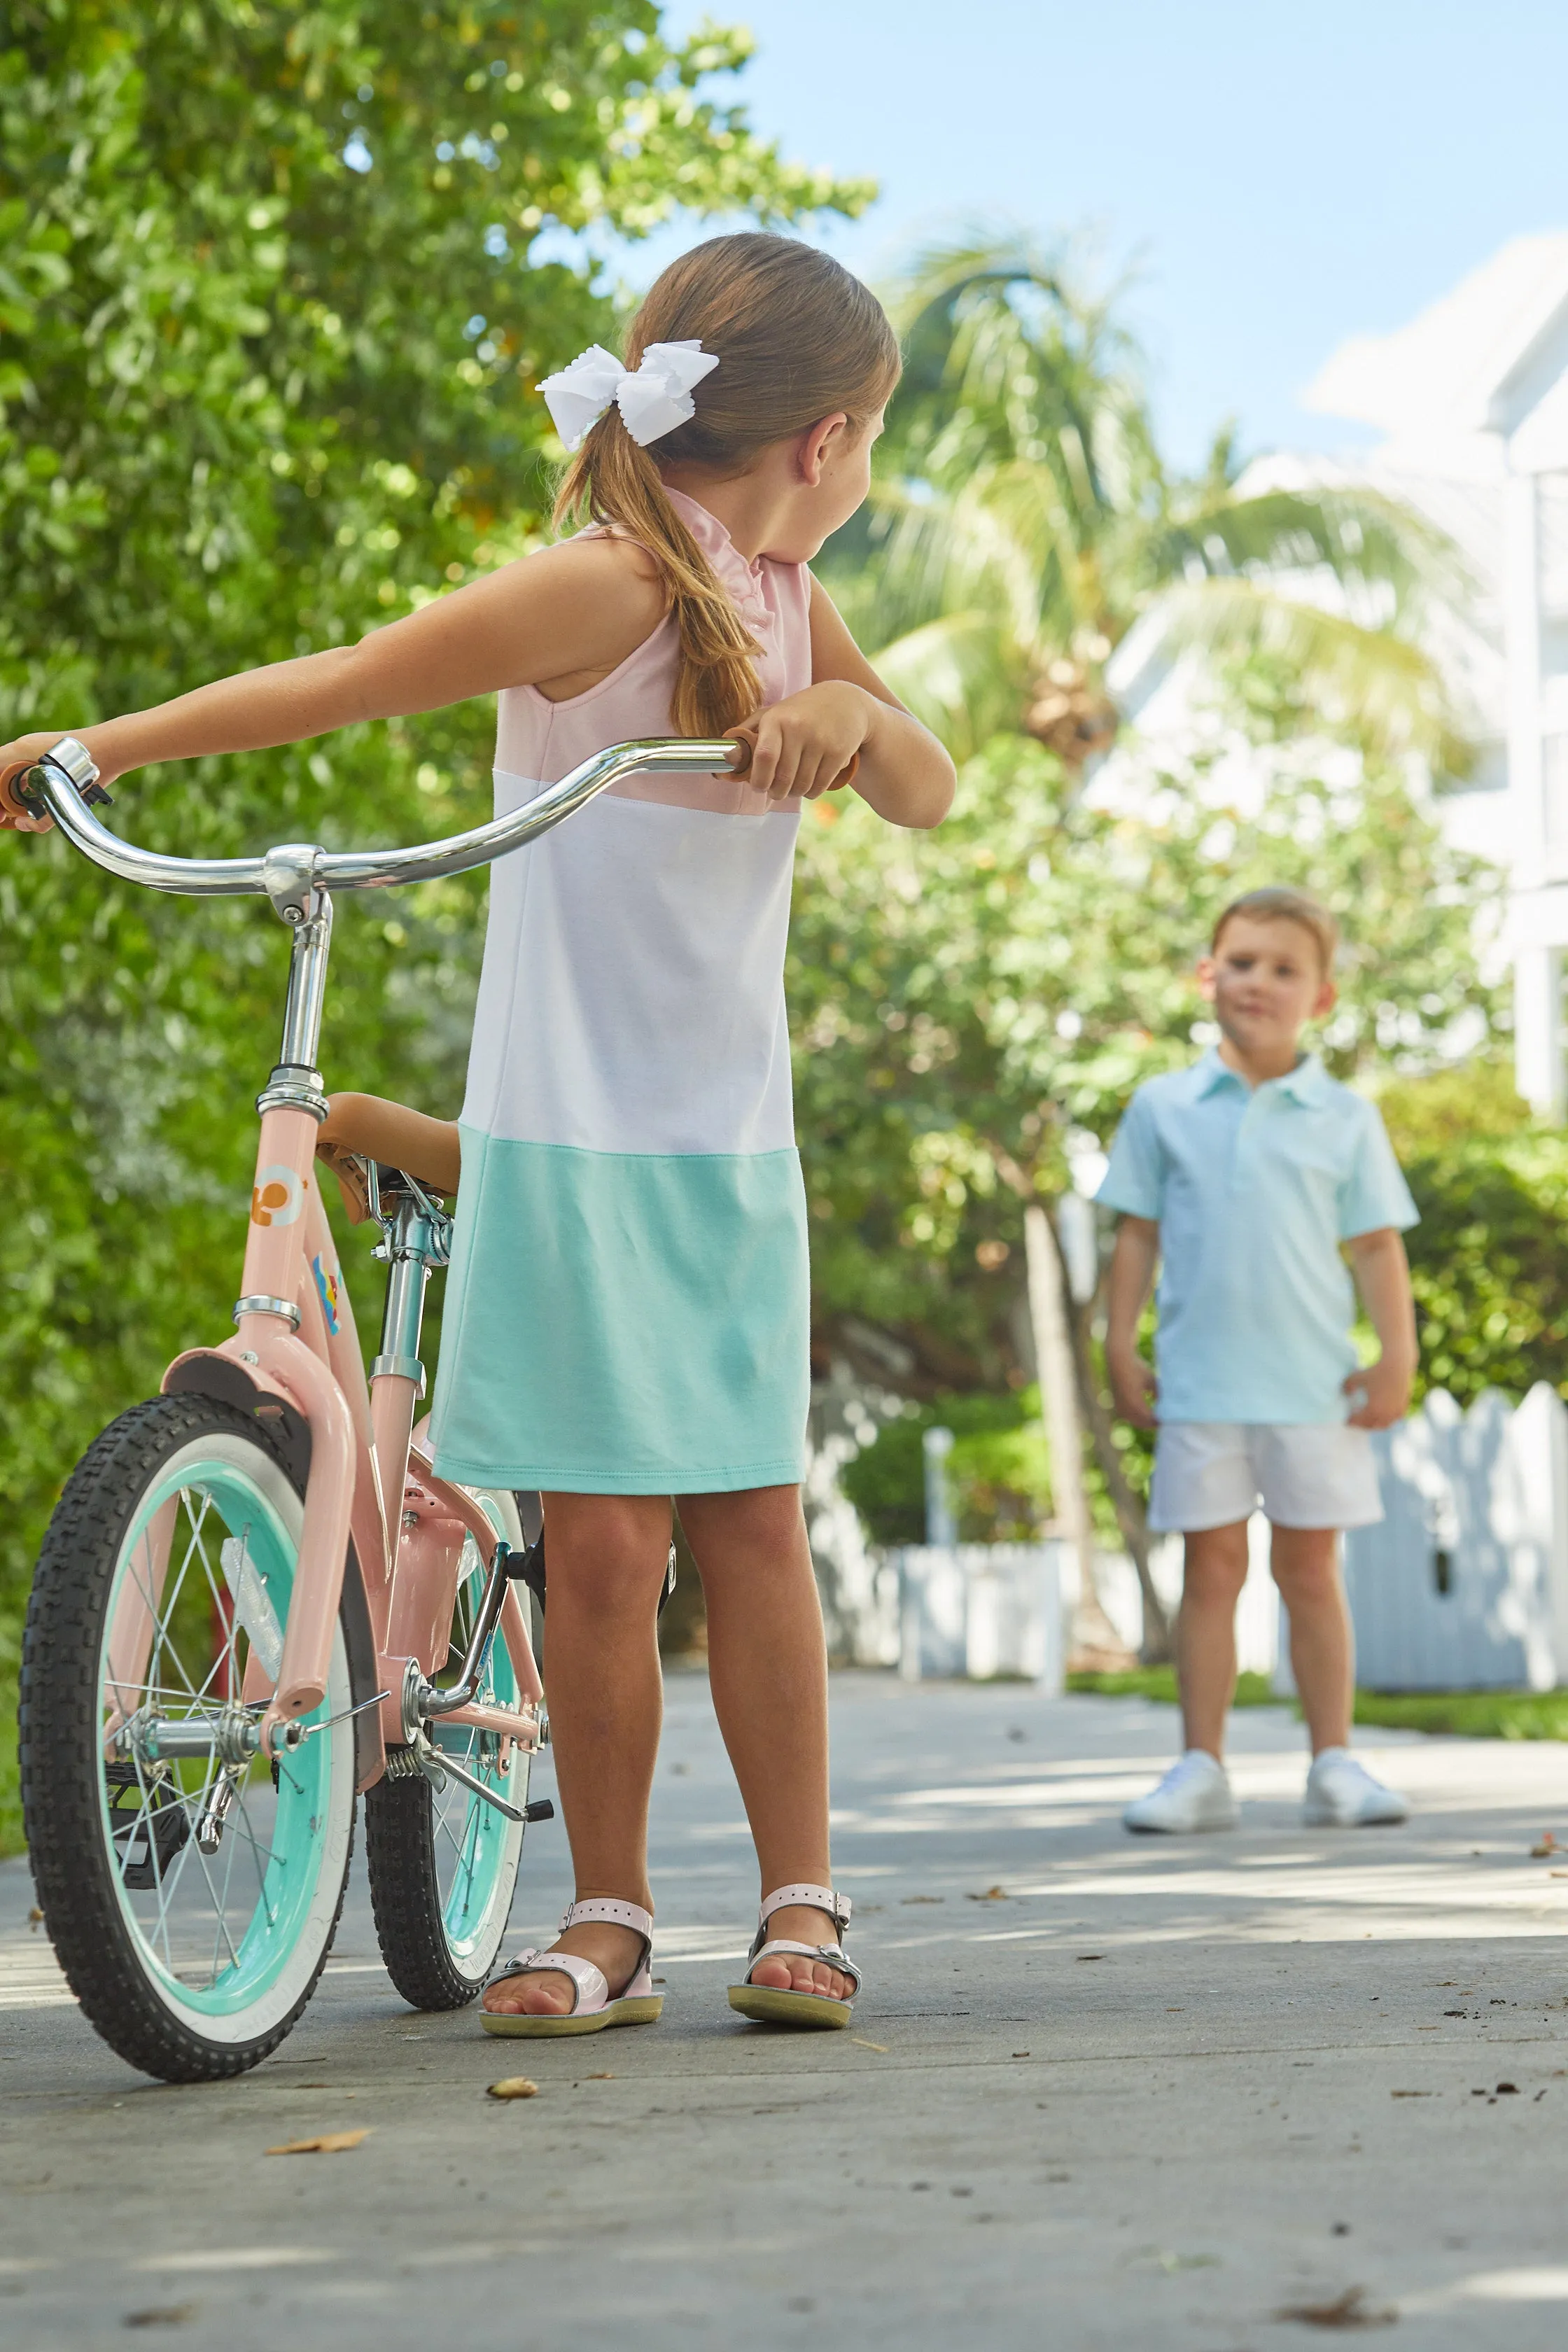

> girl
[1,232,955,2035]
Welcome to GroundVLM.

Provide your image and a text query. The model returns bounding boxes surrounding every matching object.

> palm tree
[825,236,1469,777]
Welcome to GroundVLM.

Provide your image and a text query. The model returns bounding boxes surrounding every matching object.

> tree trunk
[1069,1304,1172,1663]
[1023,1203,1124,1659]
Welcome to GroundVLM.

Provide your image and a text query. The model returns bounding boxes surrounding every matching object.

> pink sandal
[728,1883,860,2031]
[481,1898,664,2038]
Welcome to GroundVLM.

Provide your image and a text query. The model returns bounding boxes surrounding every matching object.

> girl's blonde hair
[553,233,901,736]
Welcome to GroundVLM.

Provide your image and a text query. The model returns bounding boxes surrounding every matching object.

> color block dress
[428,491,812,1494]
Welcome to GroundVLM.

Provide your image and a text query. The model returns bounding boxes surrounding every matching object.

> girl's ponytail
[554,417,764,738]
[551,234,900,738]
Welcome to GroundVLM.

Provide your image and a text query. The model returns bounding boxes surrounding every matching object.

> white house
[1108,232,1568,1114]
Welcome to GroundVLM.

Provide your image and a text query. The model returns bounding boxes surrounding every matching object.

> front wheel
[365,1490,531,2008]
[20,1394,358,2082]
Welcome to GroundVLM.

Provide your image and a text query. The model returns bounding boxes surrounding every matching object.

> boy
[1099,887,1418,1832]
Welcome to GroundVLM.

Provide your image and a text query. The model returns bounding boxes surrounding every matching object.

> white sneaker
[1123,1749,1239,1835]
[1303,1748,1409,1827]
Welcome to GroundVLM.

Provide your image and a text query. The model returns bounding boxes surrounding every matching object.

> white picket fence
[808,1350,1568,1690]
[890,1546,1065,1688]
[874,1387,1568,1693]
[1343,1384,1568,1691]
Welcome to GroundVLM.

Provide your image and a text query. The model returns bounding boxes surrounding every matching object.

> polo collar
[1195,1046,1328,1102]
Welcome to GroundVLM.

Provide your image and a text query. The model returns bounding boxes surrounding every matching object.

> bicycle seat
[315,1092,461,1223]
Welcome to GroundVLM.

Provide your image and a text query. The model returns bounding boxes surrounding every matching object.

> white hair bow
[538,339,720,452]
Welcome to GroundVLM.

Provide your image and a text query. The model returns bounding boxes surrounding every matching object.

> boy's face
[1197,915,1336,1060]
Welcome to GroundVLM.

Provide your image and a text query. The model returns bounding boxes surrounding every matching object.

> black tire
[20,1393,358,2082]
[365,1491,531,2009]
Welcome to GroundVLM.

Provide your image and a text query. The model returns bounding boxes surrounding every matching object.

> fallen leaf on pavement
[1390,2090,1432,2097]
[1075,1952,1107,1962]
[122,2306,197,2328]
[967,1886,1009,1902]
[28,1907,43,1931]
[850,2037,889,2052]
[1274,2286,1397,2328]
[265,2129,370,2155]
[901,1895,944,1905]
[584,2071,615,2080]
[1530,1833,1558,1857]
[486,2077,539,2100]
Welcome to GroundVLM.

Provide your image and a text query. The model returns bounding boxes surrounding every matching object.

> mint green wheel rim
[99,1448,344,2020]
[429,1534,524,1959]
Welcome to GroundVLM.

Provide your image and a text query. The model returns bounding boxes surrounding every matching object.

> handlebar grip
[6,746,113,817]
[0,760,42,818]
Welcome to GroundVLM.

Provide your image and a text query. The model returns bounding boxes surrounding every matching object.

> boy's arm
[1343,1227,1418,1429]
[1105,1215,1161,1428]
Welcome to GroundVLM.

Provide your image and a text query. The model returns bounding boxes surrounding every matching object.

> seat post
[372,1192,452,1393]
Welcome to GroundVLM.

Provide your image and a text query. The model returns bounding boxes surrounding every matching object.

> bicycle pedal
[524,1798,555,1825]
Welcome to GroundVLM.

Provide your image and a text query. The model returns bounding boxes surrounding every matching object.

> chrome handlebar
[22,735,745,917]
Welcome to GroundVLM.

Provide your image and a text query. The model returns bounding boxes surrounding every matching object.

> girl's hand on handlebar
[725,682,872,802]
[0,732,83,832]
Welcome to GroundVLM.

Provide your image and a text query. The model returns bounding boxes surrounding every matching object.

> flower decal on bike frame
[251,1164,304,1228]
[311,1252,342,1336]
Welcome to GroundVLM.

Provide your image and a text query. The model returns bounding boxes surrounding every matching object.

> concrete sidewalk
[1,1674,1565,2349]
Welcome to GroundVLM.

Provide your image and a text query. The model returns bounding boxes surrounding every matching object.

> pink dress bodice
[493,487,813,811]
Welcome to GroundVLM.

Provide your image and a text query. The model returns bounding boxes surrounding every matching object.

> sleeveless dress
[427,490,813,1494]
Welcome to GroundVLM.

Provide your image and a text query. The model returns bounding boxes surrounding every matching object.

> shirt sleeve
[1097,1088,1165,1221]
[1338,1105,1419,1238]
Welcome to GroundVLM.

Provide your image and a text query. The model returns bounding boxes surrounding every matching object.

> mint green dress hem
[428,1127,811,1495]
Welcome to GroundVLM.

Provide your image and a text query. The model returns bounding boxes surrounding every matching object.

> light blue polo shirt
[1097,1049,1418,1425]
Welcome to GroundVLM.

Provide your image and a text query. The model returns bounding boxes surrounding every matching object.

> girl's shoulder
[493,528,669,694]
[523,526,667,622]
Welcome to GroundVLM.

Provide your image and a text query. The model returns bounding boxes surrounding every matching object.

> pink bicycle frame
[161,888,540,1779]
[26,730,743,1786]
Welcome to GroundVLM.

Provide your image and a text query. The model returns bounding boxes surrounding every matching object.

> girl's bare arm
[726,578,955,829]
[0,537,665,806]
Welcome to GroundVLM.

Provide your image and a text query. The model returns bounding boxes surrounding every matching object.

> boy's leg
[1268,1525,1352,1755]
[1177,1520,1252,1758]
[677,1485,850,2001]
[483,1492,672,2017]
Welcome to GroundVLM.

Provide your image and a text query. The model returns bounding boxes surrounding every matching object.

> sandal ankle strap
[561,1896,654,1940]
[758,1883,850,1936]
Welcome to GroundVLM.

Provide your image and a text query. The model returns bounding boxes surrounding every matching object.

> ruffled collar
[664,486,774,627]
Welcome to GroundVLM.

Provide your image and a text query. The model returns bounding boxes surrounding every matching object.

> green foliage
[0,2,867,1650]
[791,730,1499,1388]
[1067,1667,1278,1709]
[1362,1061,1568,1408]
[1351,1687,1568,1740]
[1066,1669,1568,1738]
[838,1389,1050,1547]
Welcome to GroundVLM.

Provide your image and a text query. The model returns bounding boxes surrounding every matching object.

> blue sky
[647,0,1568,473]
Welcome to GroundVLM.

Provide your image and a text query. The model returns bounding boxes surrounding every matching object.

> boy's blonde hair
[554,234,901,738]
[1211,886,1339,976]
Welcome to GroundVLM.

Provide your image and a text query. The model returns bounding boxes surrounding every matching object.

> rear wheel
[365,1490,531,2009]
[20,1394,358,2082]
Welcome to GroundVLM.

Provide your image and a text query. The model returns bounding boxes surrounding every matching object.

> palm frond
[1157,576,1471,777]
[868,610,1028,763]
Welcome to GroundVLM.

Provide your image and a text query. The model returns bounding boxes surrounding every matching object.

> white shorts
[1149,1421,1382,1534]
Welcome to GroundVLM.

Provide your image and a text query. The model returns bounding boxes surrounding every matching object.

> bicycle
[8,731,738,2082]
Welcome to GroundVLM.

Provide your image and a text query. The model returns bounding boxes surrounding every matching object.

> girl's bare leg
[482,1492,672,2017]
[678,1484,850,2001]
